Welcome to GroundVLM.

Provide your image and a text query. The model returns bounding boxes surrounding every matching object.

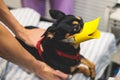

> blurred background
[3,0,117,31]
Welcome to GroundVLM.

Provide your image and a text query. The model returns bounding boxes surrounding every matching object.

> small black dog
[16,10,96,80]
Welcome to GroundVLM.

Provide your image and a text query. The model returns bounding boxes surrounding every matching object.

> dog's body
[16,10,96,80]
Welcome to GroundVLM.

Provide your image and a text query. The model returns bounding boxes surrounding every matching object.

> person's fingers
[55,70,69,80]
[26,28,45,47]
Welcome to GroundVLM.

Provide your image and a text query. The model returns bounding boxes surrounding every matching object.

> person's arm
[0,0,25,36]
[0,0,45,47]
[0,23,68,80]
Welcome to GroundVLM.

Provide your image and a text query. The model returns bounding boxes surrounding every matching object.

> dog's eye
[71,21,82,33]
[73,24,81,32]
[70,24,81,35]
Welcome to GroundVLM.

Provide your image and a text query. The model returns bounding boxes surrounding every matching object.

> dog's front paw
[83,68,91,77]
[89,68,96,80]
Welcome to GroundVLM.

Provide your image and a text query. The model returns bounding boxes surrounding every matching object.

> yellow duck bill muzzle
[73,17,101,44]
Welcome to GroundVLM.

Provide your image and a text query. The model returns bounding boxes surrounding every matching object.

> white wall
[74,0,117,31]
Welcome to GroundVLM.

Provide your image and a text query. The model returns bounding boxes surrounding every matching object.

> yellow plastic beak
[73,17,101,44]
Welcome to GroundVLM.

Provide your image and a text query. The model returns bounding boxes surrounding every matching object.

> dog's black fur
[16,10,84,74]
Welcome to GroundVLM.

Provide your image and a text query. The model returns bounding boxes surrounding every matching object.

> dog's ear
[49,9,65,20]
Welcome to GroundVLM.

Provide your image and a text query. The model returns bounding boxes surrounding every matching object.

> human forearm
[0,0,47,47]
[0,0,26,39]
[0,0,44,47]
[0,23,37,72]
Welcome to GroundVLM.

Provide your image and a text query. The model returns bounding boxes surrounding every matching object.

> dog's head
[43,10,84,44]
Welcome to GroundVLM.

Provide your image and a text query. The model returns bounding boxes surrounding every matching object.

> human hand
[17,28,46,47]
[33,60,68,80]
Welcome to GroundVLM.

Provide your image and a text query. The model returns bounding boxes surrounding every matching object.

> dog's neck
[42,37,80,55]
[56,41,80,55]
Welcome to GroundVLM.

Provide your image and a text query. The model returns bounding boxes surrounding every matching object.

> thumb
[55,70,69,80]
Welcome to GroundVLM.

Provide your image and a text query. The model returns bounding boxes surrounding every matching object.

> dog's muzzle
[62,17,101,44]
